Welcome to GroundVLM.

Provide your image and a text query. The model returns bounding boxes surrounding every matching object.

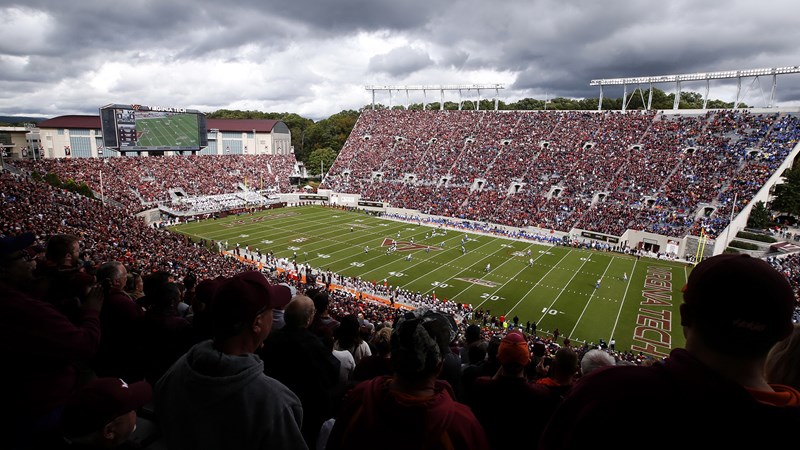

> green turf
[136,113,198,147]
[170,206,689,356]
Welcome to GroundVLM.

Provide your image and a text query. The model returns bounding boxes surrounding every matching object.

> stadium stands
[13,154,297,213]
[322,109,800,239]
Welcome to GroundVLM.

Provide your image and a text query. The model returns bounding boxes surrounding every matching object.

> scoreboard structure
[100,104,208,152]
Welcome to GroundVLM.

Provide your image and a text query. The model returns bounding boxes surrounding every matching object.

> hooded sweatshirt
[155,340,307,450]
[326,376,489,450]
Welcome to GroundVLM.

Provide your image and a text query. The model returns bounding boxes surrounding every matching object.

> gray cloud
[1,0,799,119]
[368,46,434,76]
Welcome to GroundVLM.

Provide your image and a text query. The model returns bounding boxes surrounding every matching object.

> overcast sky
[2,0,800,121]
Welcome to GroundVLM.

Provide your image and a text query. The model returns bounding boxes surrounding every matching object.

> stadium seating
[13,154,297,213]
[322,109,800,238]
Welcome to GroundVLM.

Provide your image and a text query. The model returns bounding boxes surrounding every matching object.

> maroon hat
[682,254,795,357]
[271,284,293,310]
[212,271,281,336]
[61,378,152,437]
[498,331,531,367]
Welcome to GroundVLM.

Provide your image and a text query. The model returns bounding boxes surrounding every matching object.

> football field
[171,206,690,356]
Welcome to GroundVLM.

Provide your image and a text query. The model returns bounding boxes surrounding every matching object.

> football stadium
[3,69,800,448]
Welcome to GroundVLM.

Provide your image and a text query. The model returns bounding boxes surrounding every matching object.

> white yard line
[449,243,553,303]
[608,258,639,341]
[398,237,503,291]
[495,250,574,313]
[568,256,615,338]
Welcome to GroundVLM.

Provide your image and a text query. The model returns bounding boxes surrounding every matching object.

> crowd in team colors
[13,154,297,213]
[3,147,800,449]
[323,109,800,239]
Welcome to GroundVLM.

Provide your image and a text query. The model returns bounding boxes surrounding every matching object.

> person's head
[97,261,127,291]
[45,234,80,268]
[371,326,393,356]
[211,271,280,353]
[765,324,800,389]
[125,271,143,294]
[551,347,579,383]
[486,335,502,362]
[467,340,488,365]
[61,378,152,448]
[681,254,795,359]
[312,290,330,315]
[580,349,616,376]
[465,324,482,344]
[283,295,315,329]
[497,331,531,375]
[148,282,182,314]
[390,309,458,384]
[0,232,37,288]
[334,314,362,348]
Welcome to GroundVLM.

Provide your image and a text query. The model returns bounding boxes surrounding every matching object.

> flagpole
[724,192,737,247]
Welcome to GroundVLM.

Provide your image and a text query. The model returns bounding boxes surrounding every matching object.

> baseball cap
[61,378,152,437]
[0,232,35,260]
[272,284,293,310]
[498,331,531,367]
[212,271,281,337]
[682,254,795,357]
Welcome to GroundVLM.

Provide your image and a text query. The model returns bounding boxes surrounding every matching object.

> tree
[746,201,771,229]
[770,167,800,218]
[307,147,337,176]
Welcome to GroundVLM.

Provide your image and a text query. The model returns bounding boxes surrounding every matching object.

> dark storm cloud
[2,0,800,117]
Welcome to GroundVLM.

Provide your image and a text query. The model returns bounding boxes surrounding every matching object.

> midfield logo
[381,238,442,252]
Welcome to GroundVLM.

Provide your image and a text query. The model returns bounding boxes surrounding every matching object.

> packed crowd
[322,109,800,239]
[2,154,800,449]
[12,154,298,213]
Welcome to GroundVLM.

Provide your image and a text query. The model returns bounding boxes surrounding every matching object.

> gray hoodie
[155,340,307,450]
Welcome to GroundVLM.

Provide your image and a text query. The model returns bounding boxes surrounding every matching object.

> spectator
[258,294,340,448]
[140,282,192,385]
[269,283,293,331]
[468,331,558,449]
[155,271,306,450]
[765,324,800,390]
[540,254,800,449]
[352,326,393,382]
[93,261,144,381]
[536,346,579,399]
[580,349,616,377]
[59,378,152,449]
[0,232,104,448]
[326,308,490,450]
[334,314,372,365]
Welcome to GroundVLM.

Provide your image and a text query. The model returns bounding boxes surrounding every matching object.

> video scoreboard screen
[100,104,208,152]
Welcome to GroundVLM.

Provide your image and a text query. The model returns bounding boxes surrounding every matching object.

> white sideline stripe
[609,258,639,341]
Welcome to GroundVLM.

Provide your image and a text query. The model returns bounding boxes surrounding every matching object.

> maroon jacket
[468,376,560,449]
[94,287,144,380]
[0,282,101,420]
[327,376,489,450]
